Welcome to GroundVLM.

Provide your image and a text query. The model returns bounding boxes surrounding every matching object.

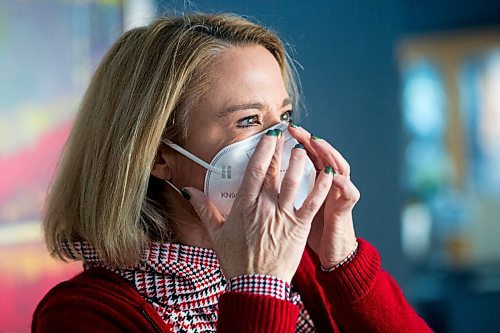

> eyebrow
[217,98,293,118]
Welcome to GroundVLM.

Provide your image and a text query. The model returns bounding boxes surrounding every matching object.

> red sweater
[32,239,432,332]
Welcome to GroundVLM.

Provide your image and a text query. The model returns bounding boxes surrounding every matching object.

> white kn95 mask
[163,122,316,217]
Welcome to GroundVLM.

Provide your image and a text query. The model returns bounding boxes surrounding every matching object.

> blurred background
[1,0,500,332]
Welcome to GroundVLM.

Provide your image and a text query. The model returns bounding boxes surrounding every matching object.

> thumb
[182,187,224,234]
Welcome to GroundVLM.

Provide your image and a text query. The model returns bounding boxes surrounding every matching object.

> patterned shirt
[64,242,315,333]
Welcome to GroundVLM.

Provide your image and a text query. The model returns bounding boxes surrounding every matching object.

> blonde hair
[43,13,300,267]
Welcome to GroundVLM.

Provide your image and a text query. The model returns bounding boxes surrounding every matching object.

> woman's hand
[184,130,334,283]
[289,124,360,270]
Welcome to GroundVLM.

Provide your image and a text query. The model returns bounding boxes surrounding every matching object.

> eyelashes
[236,110,293,128]
[236,114,260,128]
[280,110,293,123]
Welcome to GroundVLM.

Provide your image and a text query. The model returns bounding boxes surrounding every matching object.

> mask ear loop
[162,139,223,175]
[165,180,183,196]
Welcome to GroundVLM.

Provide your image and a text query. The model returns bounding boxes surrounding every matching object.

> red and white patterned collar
[66,242,225,312]
[64,241,315,333]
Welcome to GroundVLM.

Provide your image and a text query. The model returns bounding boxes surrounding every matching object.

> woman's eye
[236,115,260,128]
[280,110,293,123]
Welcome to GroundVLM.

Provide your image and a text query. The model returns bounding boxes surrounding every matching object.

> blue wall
[155,0,500,285]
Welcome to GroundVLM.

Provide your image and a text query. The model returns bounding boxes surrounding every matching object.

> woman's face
[170,45,293,192]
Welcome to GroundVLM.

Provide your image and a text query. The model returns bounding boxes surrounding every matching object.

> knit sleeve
[32,274,172,333]
[217,274,300,332]
[33,294,166,333]
[315,238,433,332]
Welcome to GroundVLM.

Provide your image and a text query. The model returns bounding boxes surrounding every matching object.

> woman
[32,14,432,332]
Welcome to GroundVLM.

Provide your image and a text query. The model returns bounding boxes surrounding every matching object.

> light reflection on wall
[399,29,500,271]
[0,1,124,332]
[459,48,500,263]
[461,50,500,195]
[402,60,450,198]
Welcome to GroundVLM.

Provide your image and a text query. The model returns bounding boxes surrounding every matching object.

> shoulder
[32,267,170,333]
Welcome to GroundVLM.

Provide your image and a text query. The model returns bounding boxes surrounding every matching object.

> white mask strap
[165,180,183,196]
[162,140,223,175]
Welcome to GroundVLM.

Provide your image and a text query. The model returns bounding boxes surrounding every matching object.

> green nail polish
[324,166,334,174]
[290,121,300,128]
[311,134,322,140]
[294,143,304,149]
[181,189,191,200]
[274,129,282,137]
[266,129,277,136]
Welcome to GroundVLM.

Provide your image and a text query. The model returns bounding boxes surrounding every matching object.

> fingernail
[311,134,322,140]
[274,128,282,137]
[294,143,304,149]
[290,121,300,128]
[266,129,277,136]
[181,188,191,200]
[324,166,335,175]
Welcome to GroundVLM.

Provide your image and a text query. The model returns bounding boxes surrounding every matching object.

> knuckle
[291,149,305,160]
[195,204,208,216]
[281,177,299,190]
[234,192,257,203]
[304,199,319,213]
[247,164,266,178]
[261,177,274,189]
[345,163,351,174]
[318,178,331,191]
[346,190,360,203]
[267,163,280,176]
[353,189,361,202]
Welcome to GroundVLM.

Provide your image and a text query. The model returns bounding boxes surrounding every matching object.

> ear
[151,143,173,180]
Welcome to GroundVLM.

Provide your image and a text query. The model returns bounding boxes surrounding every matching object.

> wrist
[320,240,359,271]
[318,218,357,267]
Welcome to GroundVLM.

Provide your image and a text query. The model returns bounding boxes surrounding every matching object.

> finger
[279,144,306,210]
[307,205,324,253]
[297,166,334,220]
[310,136,350,176]
[288,124,324,169]
[262,129,285,193]
[182,187,225,237]
[331,174,361,204]
[238,130,279,197]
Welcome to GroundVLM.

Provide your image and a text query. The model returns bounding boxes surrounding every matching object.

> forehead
[202,45,289,107]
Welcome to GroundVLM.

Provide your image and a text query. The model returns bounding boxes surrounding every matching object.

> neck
[169,196,213,249]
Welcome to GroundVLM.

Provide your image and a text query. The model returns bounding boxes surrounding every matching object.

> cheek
[174,157,207,191]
